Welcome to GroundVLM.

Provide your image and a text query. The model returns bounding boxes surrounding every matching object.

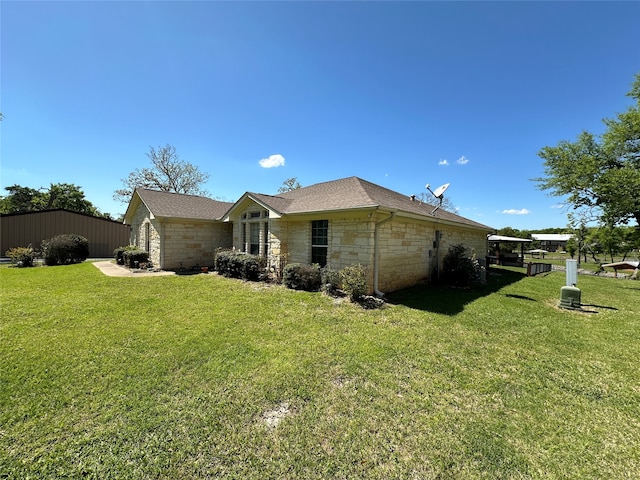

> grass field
[1,262,639,479]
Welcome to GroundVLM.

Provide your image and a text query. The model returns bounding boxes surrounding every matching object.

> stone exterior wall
[162,219,232,270]
[129,203,162,266]
[375,218,488,292]
[128,202,232,270]
[375,217,433,293]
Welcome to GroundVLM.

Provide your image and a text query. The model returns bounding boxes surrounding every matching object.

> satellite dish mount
[425,182,450,214]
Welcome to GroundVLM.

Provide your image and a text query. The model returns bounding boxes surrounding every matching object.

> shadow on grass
[387,267,527,316]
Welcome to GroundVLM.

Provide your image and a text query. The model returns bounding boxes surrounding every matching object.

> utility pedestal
[559,260,582,310]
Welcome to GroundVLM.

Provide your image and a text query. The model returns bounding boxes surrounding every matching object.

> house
[123,188,233,269]
[530,233,574,252]
[123,177,493,294]
[223,177,493,294]
[1,209,130,258]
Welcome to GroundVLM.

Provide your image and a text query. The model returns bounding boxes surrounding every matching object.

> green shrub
[41,234,89,266]
[5,246,37,267]
[340,264,368,301]
[113,245,138,265]
[122,249,149,268]
[215,250,265,281]
[321,266,342,295]
[283,263,322,291]
[441,244,477,287]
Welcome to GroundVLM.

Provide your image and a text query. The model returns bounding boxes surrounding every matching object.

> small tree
[566,237,578,259]
[278,177,302,193]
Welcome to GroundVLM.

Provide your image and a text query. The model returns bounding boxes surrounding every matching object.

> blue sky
[2,1,639,230]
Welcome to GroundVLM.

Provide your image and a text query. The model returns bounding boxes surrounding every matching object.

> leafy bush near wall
[215,250,265,281]
[283,263,322,291]
[5,246,38,267]
[122,249,149,268]
[321,266,342,295]
[41,234,89,266]
[441,243,477,287]
[340,263,368,301]
[113,245,138,265]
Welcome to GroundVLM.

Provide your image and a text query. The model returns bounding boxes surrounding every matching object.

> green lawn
[1,262,639,479]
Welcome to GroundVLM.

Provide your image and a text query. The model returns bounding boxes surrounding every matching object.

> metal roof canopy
[488,235,532,243]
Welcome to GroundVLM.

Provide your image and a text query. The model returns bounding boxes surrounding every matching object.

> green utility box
[559,285,582,310]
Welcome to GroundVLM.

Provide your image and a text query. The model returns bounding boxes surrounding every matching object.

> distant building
[530,233,574,252]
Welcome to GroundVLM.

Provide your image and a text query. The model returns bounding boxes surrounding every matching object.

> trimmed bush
[340,264,368,301]
[441,244,477,287]
[283,263,322,291]
[122,249,149,268]
[5,246,37,267]
[114,245,138,265]
[41,234,89,266]
[215,250,265,281]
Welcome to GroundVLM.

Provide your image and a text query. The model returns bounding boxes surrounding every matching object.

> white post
[566,259,578,286]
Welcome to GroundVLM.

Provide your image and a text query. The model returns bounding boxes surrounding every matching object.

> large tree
[535,73,640,228]
[0,183,109,218]
[114,144,210,203]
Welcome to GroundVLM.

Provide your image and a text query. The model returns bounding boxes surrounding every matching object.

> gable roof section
[228,177,493,231]
[130,188,233,221]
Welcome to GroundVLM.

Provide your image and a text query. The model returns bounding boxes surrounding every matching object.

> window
[249,222,260,255]
[145,223,150,252]
[311,220,328,267]
[240,209,269,256]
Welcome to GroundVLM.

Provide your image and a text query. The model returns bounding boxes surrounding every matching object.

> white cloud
[438,159,449,166]
[551,203,565,209]
[456,155,469,165]
[501,208,530,215]
[259,154,285,168]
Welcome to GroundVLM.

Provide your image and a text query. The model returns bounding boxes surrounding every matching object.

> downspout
[373,211,396,298]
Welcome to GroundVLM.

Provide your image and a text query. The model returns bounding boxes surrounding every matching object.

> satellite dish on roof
[425,182,450,214]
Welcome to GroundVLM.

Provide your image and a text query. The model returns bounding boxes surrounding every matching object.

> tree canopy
[535,73,640,228]
[114,144,210,203]
[277,177,301,193]
[0,183,110,218]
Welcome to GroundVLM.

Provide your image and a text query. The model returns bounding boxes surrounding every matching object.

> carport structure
[487,234,532,266]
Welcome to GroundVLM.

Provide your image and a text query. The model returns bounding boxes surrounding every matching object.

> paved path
[93,261,176,277]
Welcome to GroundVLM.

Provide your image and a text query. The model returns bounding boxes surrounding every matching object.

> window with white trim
[311,220,328,267]
[239,209,269,257]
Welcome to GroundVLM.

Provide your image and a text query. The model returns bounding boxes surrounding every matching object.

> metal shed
[1,209,130,258]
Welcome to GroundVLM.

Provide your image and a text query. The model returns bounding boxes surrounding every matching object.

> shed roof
[531,234,574,241]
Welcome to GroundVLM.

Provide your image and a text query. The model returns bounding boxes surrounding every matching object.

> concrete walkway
[93,261,176,277]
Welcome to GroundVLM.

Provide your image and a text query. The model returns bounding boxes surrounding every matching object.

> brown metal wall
[1,210,131,258]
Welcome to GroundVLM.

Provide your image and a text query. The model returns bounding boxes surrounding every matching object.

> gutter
[373,211,396,298]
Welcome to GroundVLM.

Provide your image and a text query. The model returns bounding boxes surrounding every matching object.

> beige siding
[1,210,130,258]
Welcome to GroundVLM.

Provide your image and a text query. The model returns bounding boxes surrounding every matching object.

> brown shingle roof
[136,188,233,221]
[246,177,493,230]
